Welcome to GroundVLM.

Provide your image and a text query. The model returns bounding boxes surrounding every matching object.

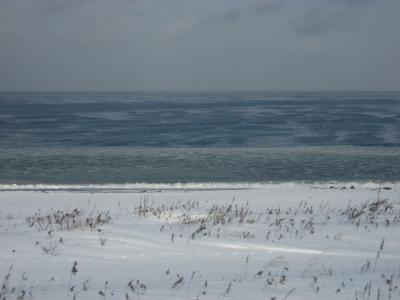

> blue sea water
[0,91,399,186]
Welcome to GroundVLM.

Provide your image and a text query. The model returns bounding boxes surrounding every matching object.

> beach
[1,183,399,299]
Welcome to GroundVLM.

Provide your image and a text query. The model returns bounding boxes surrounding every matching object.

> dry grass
[26,208,111,232]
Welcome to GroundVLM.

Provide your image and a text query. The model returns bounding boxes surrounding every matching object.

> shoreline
[0,181,399,193]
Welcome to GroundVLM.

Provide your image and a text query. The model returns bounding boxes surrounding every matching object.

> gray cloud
[293,7,347,35]
[0,0,399,91]
[291,0,379,36]
[203,2,284,26]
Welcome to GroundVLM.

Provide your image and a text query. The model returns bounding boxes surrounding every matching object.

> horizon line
[1,89,400,93]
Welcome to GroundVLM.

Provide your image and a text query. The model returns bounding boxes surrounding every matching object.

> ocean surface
[0,91,400,187]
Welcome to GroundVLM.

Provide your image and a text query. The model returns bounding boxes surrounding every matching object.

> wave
[0,181,398,192]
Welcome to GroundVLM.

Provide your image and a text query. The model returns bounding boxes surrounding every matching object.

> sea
[0,91,399,190]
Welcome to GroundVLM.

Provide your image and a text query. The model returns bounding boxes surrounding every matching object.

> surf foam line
[0,181,398,192]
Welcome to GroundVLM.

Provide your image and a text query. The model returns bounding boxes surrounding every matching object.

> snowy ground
[0,184,400,300]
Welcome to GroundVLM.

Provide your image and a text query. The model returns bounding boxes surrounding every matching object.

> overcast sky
[0,0,399,91]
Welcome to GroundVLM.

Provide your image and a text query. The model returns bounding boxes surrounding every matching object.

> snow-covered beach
[1,184,399,299]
